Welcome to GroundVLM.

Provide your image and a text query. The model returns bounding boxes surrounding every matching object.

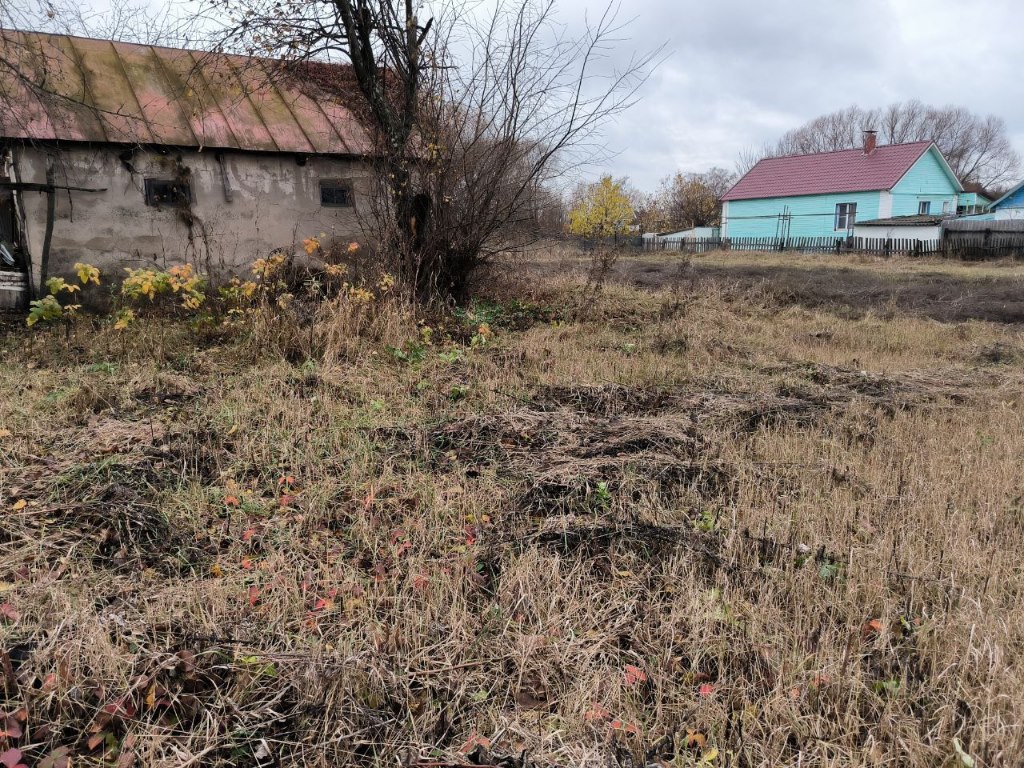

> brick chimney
[863,130,878,155]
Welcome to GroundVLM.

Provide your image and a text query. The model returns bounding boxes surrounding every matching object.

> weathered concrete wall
[12,144,371,287]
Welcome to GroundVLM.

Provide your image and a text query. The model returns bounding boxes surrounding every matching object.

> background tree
[656,167,735,230]
[568,176,635,240]
[210,0,660,299]
[743,101,1021,189]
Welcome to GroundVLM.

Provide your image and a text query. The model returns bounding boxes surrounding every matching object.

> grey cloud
[550,0,1024,189]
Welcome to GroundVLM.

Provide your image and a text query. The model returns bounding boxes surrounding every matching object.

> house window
[144,178,191,208]
[320,181,352,207]
[942,200,951,214]
[919,201,931,215]
[835,202,857,231]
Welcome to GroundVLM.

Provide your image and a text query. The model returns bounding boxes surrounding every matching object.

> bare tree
[746,100,1021,188]
[208,0,661,299]
[656,167,735,230]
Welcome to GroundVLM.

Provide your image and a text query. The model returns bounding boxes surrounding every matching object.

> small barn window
[918,201,931,215]
[834,202,856,231]
[320,181,352,207]
[144,178,191,208]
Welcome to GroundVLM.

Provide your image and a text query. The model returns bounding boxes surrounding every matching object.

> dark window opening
[145,178,191,208]
[918,201,931,215]
[834,202,856,231]
[320,182,352,207]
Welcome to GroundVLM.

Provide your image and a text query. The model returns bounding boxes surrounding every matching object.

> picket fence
[643,235,1024,259]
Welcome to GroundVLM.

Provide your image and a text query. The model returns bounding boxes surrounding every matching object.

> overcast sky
[547,0,1024,190]
[63,0,1024,192]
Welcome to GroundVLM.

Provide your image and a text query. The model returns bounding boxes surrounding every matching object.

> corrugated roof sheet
[0,30,371,155]
[722,142,935,201]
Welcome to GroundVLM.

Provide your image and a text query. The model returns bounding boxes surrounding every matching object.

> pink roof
[721,141,936,201]
[0,30,371,155]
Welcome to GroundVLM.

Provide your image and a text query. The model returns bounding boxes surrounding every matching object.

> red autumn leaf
[1,716,23,739]
[241,557,253,570]
[609,720,641,736]
[863,618,883,637]
[313,597,334,612]
[241,528,257,542]
[248,586,260,606]
[412,574,429,591]
[583,704,611,721]
[224,495,240,507]
[390,529,406,545]
[698,683,715,697]
[396,541,412,556]
[9,709,27,724]
[103,698,137,718]
[0,604,19,623]
[279,494,295,507]
[459,732,491,754]
[464,524,477,546]
[624,664,647,685]
[0,748,26,768]
[87,733,106,751]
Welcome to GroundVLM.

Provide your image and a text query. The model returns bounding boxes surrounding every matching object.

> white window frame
[835,202,857,231]
[919,201,931,215]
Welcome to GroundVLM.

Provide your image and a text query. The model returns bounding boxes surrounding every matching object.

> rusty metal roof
[0,30,372,155]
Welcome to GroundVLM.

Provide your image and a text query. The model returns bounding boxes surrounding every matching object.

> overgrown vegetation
[2,248,1024,767]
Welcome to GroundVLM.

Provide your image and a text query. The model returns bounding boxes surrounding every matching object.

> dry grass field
[2,248,1024,767]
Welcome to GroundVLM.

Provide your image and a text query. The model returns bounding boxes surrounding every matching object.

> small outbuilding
[852,214,946,242]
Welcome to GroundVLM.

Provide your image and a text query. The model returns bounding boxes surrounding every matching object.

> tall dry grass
[1,250,1023,767]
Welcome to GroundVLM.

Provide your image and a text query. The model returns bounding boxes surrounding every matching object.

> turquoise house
[721,135,962,239]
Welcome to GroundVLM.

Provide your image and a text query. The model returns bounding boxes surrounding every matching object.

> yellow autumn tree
[568,175,635,239]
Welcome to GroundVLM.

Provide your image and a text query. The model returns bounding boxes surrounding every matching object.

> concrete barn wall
[13,144,371,287]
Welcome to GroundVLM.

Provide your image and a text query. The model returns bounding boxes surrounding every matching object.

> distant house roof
[722,141,955,201]
[855,214,947,227]
[991,180,1024,209]
[0,30,371,155]
[961,181,995,202]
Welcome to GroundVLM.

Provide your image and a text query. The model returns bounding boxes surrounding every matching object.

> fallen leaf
[0,748,25,768]
[145,681,157,710]
[37,746,70,768]
[685,730,707,750]
[10,499,26,511]
[313,597,334,612]
[459,732,491,754]
[1,717,22,739]
[0,429,12,438]
[248,586,260,606]
[701,746,719,763]
[953,737,976,768]
[225,495,241,507]
[241,527,256,541]
[698,683,715,697]
[864,618,883,637]
[624,664,648,685]
[0,603,19,623]
[87,732,107,751]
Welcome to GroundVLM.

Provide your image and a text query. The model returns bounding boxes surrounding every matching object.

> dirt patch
[628,259,1024,323]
